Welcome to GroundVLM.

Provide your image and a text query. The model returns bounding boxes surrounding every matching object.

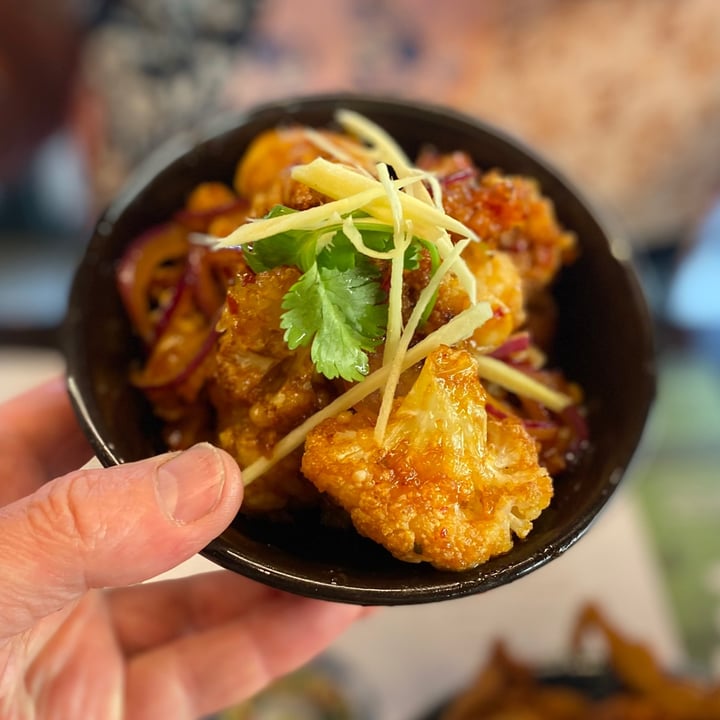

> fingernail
[156,443,226,524]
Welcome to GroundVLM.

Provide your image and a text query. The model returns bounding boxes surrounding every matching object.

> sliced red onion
[522,418,557,431]
[151,272,191,344]
[440,167,477,186]
[486,402,509,419]
[186,245,246,319]
[135,324,220,392]
[489,332,531,360]
[116,222,188,345]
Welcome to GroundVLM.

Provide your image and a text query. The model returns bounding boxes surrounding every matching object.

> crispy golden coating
[214,266,298,403]
[212,266,336,512]
[401,183,527,351]
[419,150,576,291]
[234,127,372,218]
[302,345,553,570]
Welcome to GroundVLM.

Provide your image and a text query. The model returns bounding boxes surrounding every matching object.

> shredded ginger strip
[374,237,473,444]
[302,127,371,172]
[336,108,434,203]
[472,353,573,413]
[292,158,478,304]
[376,161,408,368]
[216,186,388,247]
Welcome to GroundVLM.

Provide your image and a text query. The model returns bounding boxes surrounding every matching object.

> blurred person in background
[4,0,720,247]
[78,0,720,250]
[0,2,85,182]
[4,0,720,352]
[0,1,99,331]
[3,0,720,305]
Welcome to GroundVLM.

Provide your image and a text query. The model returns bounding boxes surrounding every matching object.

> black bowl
[64,94,655,605]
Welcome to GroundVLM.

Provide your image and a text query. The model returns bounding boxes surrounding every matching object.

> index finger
[0,377,94,503]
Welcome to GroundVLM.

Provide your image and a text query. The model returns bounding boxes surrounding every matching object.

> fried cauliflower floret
[301,345,553,570]
[418,150,576,291]
[456,169,576,291]
[234,127,374,217]
[214,266,299,404]
[405,242,526,351]
[212,266,336,512]
[467,245,526,327]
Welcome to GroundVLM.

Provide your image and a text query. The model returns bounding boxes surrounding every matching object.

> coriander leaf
[317,230,357,272]
[355,227,396,253]
[266,205,296,219]
[317,231,384,280]
[245,208,422,275]
[403,239,423,270]
[281,264,387,382]
[243,206,318,273]
[416,238,442,324]
[241,207,436,379]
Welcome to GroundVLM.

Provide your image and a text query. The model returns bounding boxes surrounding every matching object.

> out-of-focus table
[0,345,690,720]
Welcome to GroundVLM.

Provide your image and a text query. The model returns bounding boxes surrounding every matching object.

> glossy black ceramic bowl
[64,94,655,605]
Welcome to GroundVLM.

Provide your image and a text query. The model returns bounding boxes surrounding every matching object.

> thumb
[0,443,243,639]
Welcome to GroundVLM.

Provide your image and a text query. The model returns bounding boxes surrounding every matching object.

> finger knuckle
[25,471,104,552]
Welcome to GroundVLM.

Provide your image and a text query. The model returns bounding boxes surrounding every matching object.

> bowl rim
[65,92,657,605]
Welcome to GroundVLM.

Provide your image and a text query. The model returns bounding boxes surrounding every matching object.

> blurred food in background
[437,604,720,720]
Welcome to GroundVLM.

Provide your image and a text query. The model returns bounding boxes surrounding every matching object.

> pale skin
[0,378,370,719]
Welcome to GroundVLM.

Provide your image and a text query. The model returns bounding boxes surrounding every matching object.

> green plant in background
[632,353,720,671]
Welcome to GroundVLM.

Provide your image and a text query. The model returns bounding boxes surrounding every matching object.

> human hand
[0,379,369,719]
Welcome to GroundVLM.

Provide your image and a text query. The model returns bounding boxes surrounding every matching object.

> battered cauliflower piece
[404,235,525,353]
[212,266,335,512]
[418,149,577,291]
[234,127,374,218]
[301,345,553,570]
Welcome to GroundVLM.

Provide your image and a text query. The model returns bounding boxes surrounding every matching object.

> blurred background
[3,0,720,341]
[1,0,719,717]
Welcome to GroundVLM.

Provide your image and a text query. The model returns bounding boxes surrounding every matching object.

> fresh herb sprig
[243,206,436,382]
